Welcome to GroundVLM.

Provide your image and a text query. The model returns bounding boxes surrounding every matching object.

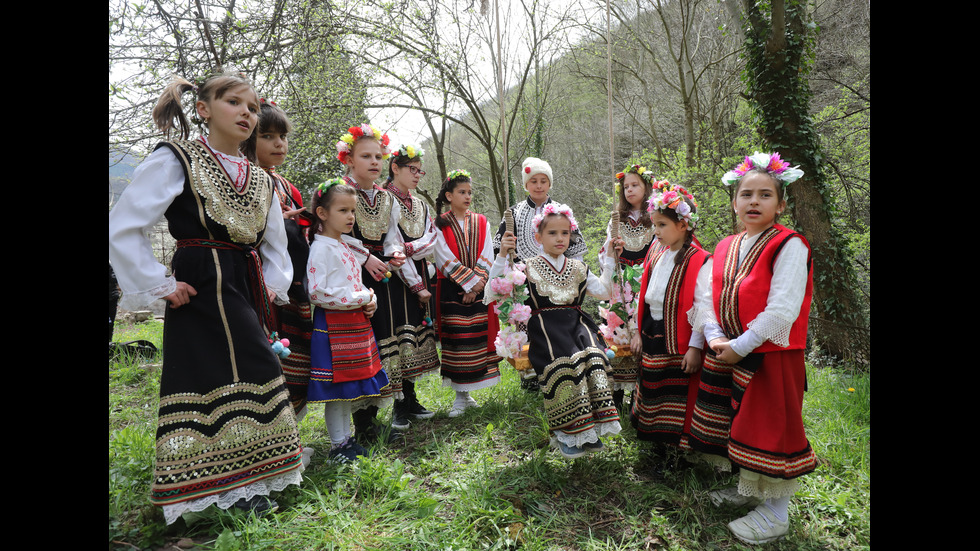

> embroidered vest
[712,224,812,352]
[638,244,710,354]
[437,212,487,280]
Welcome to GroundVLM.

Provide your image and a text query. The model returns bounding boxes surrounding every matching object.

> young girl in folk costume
[432,170,501,416]
[306,179,389,463]
[599,165,657,407]
[489,204,621,459]
[492,157,588,391]
[689,152,815,544]
[628,182,710,457]
[382,143,441,427]
[335,123,409,441]
[243,99,314,422]
[108,69,303,523]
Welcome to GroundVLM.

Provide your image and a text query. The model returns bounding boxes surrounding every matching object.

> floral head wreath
[647,180,699,229]
[721,151,803,187]
[391,143,424,161]
[259,98,278,106]
[336,123,391,164]
[532,202,579,233]
[615,164,653,185]
[446,169,471,182]
[315,178,345,197]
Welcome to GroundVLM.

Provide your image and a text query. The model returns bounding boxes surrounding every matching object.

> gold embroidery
[356,190,393,241]
[177,140,272,244]
[526,256,588,305]
[621,218,655,252]
[397,194,427,238]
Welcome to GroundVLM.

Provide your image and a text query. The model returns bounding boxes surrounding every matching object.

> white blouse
[695,232,808,357]
[108,138,291,311]
[486,252,616,303]
[643,249,711,349]
[307,234,375,310]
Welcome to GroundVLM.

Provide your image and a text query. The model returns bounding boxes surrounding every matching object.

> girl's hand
[471,280,485,295]
[681,348,704,374]
[365,255,387,281]
[417,289,432,304]
[267,287,277,303]
[389,251,406,268]
[165,281,198,309]
[498,231,516,257]
[710,340,743,364]
[609,237,625,258]
[462,291,477,304]
[364,294,377,318]
[630,332,642,356]
[282,206,305,220]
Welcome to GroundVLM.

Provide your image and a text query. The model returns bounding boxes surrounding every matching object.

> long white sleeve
[307,235,374,310]
[258,197,292,303]
[108,147,183,310]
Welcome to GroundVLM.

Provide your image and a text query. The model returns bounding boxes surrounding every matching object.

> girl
[599,165,657,406]
[383,143,441,426]
[108,69,303,523]
[492,157,588,391]
[306,179,389,463]
[335,124,408,441]
[628,182,710,455]
[432,170,501,416]
[243,99,314,421]
[690,152,815,544]
[489,204,620,459]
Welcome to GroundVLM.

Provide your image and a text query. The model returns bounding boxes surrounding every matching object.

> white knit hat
[521,157,554,189]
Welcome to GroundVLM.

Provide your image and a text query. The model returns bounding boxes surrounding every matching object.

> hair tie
[316,178,345,197]
[721,151,804,187]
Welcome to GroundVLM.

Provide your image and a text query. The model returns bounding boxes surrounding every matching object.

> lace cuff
[553,420,622,448]
[687,304,714,335]
[117,277,177,311]
[746,311,794,348]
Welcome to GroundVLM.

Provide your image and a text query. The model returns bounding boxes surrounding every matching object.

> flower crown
[336,123,391,164]
[446,169,471,181]
[615,164,653,185]
[532,202,579,233]
[391,143,424,160]
[316,177,346,196]
[647,180,699,228]
[722,151,803,187]
[259,98,278,106]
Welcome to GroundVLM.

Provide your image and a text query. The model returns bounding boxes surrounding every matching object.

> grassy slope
[109,320,869,550]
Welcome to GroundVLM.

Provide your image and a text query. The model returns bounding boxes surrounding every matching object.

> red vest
[437,211,487,279]
[638,244,710,355]
[712,224,812,352]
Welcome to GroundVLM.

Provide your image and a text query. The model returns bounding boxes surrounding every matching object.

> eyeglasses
[406,166,426,176]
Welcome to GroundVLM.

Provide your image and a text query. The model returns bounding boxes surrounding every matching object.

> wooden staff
[504,208,516,265]
[610,211,633,343]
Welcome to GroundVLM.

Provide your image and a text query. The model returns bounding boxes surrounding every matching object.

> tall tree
[736,0,868,362]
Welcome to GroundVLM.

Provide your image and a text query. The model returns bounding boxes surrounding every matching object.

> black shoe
[407,399,435,420]
[233,495,279,516]
[328,439,364,464]
[521,377,540,393]
[392,400,411,430]
[356,417,405,446]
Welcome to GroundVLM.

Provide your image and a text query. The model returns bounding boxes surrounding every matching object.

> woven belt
[531,305,581,316]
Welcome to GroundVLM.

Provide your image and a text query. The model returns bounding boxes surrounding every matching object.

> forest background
[109,0,869,361]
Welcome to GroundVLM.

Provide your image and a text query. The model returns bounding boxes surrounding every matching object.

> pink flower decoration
[509,304,532,324]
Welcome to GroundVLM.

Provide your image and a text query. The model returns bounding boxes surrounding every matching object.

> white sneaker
[728,504,789,544]
[448,396,479,418]
[708,487,763,508]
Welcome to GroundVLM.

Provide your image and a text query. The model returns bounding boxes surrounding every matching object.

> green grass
[109,319,870,550]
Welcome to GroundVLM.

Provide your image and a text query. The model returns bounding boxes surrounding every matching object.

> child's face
[345,139,384,186]
[391,160,422,191]
[317,193,357,238]
[445,182,472,212]
[734,172,784,235]
[534,215,571,257]
[651,211,688,251]
[622,173,647,209]
[255,129,288,168]
[525,173,551,205]
[196,84,259,149]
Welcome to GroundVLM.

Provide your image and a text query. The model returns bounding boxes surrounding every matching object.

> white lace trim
[161,467,304,525]
[687,304,714,335]
[118,277,177,311]
[737,470,800,499]
[442,374,502,392]
[553,419,622,448]
[746,312,794,348]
